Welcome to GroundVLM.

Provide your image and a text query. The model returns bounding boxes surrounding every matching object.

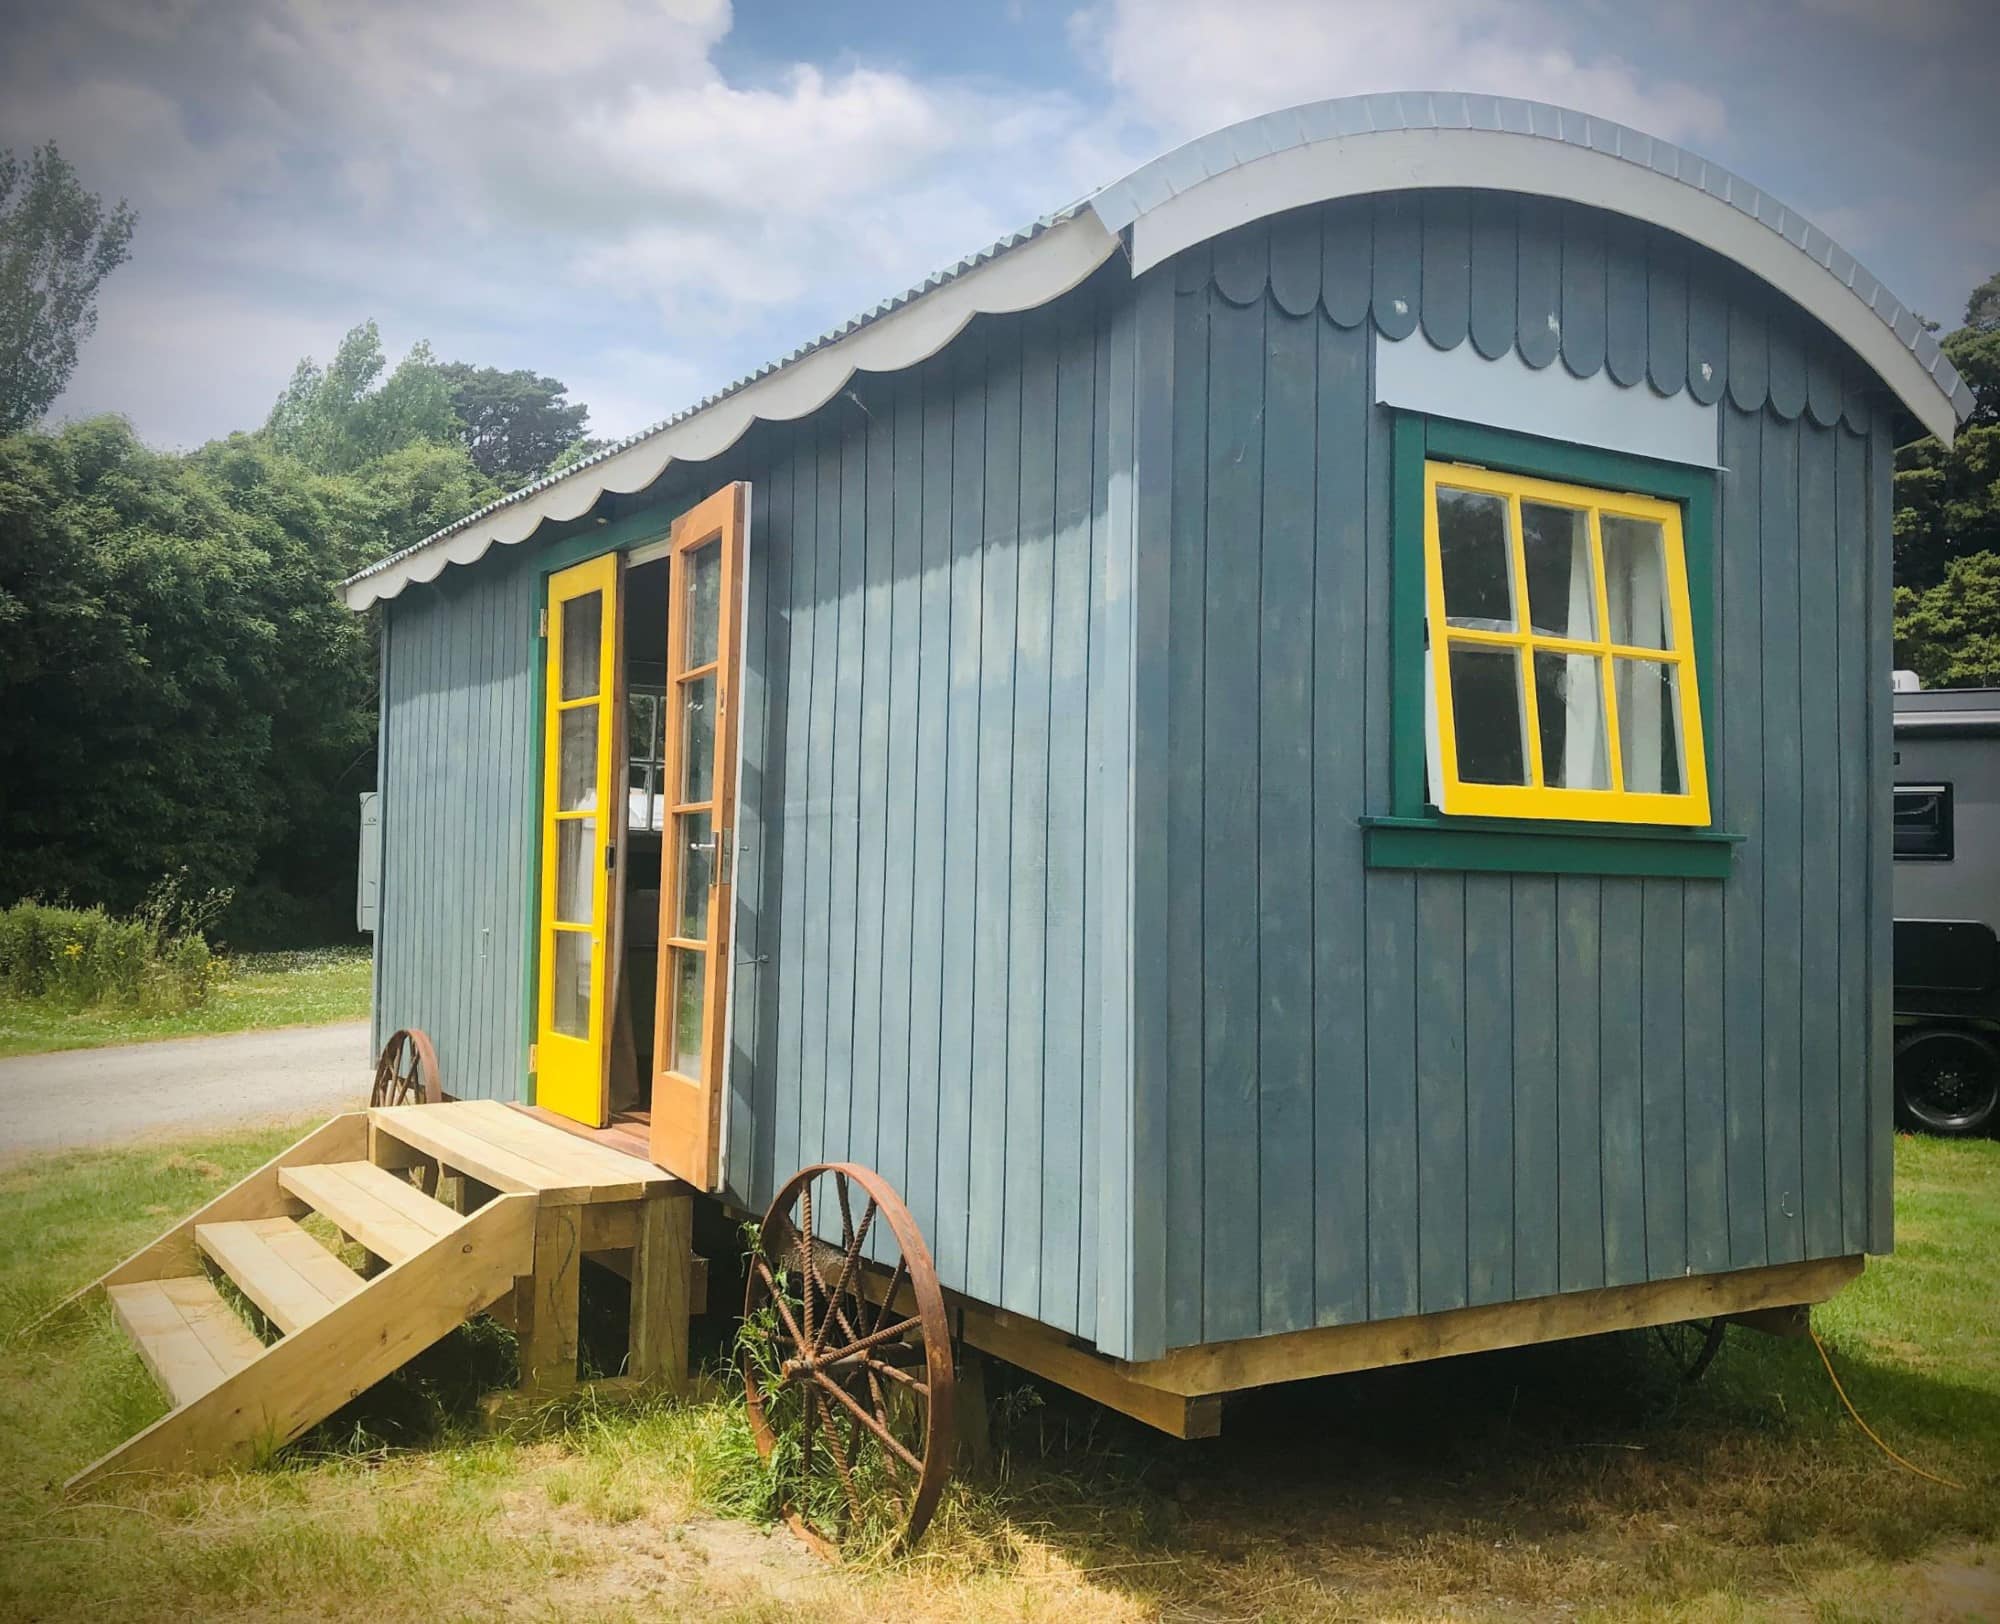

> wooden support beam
[1125,1255,1865,1396]
[514,1203,583,1397]
[963,1305,1223,1439]
[580,1248,709,1316]
[628,1188,692,1390]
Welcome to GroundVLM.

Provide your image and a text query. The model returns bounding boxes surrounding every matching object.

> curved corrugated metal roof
[345,90,1973,606]
[1092,91,1973,422]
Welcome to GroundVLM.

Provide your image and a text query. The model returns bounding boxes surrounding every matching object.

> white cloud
[1075,0,1728,153]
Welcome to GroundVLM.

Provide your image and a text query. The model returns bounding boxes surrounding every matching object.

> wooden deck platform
[61,1103,697,1492]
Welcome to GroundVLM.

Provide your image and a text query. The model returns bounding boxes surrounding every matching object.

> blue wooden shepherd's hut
[341,94,1972,1444]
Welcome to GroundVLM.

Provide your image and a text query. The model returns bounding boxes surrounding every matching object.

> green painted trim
[1388,411,1723,846]
[1361,816,1740,878]
[519,599,545,1104]
[533,507,675,579]
[1389,413,1429,817]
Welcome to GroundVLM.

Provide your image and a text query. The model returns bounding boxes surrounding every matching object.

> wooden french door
[649,482,748,1189]
[535,551,621,1126]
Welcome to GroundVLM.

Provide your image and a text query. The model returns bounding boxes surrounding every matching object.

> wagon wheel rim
[1652,1317,1727,1383]
[370,1028,440,1108]
[741,1163,955,1552]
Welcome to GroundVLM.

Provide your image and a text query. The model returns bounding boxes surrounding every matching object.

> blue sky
[6,0,1994,453]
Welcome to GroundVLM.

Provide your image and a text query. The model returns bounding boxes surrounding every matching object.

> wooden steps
[108,1277,266,1407]
[279,1161,464,1266]
[371,1099,669,1203]
[195,1217,365,1335]
[61,1102,694,1493]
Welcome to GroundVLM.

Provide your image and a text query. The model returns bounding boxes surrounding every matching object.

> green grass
[0,1130,1993,1621]
[0,947,371,1057]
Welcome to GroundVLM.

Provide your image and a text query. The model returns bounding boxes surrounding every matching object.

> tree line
[1,147,601,944]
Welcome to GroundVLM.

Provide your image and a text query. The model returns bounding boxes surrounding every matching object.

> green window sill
[1360,815,1743,879]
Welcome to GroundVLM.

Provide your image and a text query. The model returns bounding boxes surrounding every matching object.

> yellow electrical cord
[1810,1326,1965,1492]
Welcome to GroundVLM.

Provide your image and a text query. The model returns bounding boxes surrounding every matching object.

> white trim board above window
[1375,334,1721,470]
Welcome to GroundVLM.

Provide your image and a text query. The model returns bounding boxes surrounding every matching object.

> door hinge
[538,606,549,638]
[527,1042,538,1075]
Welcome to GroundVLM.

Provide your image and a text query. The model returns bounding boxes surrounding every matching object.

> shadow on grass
[940,1325,1999,1611]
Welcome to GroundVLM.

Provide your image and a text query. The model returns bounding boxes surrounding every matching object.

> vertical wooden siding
[1139,193,1891,1357]
[372,278,1136,1349]
[373,552,538,1099]
[723,286,1133,1348]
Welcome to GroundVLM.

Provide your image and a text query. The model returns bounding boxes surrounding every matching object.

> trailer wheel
[742,1163,955,1553]
[1895,1028,2000,1137]
[369,1028,440,1107]
[1652,1317,1727,1383]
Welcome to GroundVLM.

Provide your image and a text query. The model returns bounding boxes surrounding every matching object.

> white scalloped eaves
[1091,91,1971,446]
[346,91,1971,611]
[344,209,1118,608]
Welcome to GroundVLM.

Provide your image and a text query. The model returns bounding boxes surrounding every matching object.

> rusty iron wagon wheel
[370,1028,441,1108]
[1653,1317,1727,1383]
[741,1163,955,1553]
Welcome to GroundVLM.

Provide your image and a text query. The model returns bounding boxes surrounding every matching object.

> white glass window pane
[1533,651,1610,790]
[669,949,706,1081]
[1448,643,1528,785]
[552,932,592,1038]
[555,817,596,924]
[1602,515,1672,650]
[560,592,601,699]
[680,672,715,803]
[1436,487,1516,630]
[1521,502,1595,640]
[676,810,713,938]
[1614,657,1686,794]
[685,544,722,669]
[627,760,653,833]
[627,692,656,758]
[558,707,598,811]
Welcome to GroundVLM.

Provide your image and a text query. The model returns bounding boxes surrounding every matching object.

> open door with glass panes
[535,551,622,1126]
[649,482,748,1190]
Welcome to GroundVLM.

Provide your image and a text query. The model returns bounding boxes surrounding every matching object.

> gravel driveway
[0,1021,373,1161]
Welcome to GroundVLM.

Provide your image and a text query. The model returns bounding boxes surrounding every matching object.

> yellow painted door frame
[535,550,622,1126]
[649,482,749,1190]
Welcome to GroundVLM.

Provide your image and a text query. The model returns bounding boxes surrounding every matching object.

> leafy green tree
[0,144,136,432]
[265,320,458,476]
[438,362,593,487]
[1894,272,1999,593]
[0,418,380,940]
[1896,552,2000,688]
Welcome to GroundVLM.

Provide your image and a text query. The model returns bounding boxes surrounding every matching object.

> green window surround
[1370,413,1736,880]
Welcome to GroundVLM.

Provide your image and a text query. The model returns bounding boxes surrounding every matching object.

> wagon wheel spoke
[1653,1317,1728,1383]
[871,1256,908,1336]
[741,1162,955,1553]
[812,1369,926,1476]
[813,1392,865,1524]
[820,1314,921,1366]
[797,1184,817,1349]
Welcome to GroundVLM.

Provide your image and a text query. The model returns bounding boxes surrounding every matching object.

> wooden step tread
[108,1277,266,1408]
[370,1100,672,1203]
[279,1161,463,1266]
[196,1217,364,1335]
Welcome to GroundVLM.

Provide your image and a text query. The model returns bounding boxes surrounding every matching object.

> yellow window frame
[1422,460,1711,827]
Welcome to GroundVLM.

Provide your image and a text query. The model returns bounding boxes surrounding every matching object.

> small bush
[0,874,229,1014]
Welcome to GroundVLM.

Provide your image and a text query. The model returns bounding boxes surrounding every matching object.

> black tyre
[1894,1027,2000,1137]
